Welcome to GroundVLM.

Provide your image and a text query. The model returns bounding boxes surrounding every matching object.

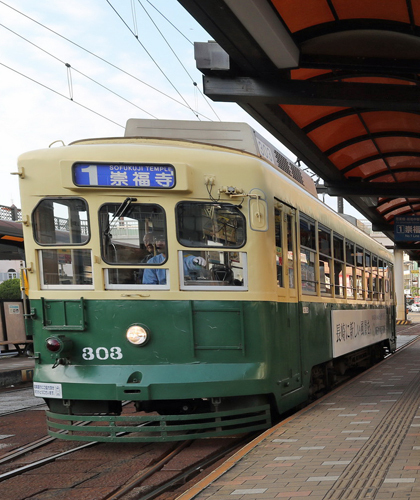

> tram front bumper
[34,362,270,401]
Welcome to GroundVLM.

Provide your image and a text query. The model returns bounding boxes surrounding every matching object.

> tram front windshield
[99,202,166,265]
[176,202,247,288]
[98,201,247,289]
[176,202,245,247]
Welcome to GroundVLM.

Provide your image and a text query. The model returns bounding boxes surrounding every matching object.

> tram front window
[99,202,168,287]
[99,202,166,265]
[176,202,247,289]
[33,198,89,245]
[40,249,93,288]
[176,202,245,247]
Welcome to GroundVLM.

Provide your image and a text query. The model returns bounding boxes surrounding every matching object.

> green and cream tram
[17,119,396,441]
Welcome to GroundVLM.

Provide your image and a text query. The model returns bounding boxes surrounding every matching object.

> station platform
[0,353,34,388]
[179,323,420,500]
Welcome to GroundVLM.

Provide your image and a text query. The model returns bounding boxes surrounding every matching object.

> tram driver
[142,233,206,285]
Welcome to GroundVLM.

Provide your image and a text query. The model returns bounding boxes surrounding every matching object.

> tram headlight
[126,325,149,346]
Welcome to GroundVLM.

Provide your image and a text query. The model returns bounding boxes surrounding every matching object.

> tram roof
[178,0,420,262]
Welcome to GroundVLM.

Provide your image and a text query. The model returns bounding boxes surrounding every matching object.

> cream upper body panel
[18,138,393,302]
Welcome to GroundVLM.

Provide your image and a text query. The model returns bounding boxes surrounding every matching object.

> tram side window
[300,215,317,295]
[385,262,393,296]
[333,235,345,297]
[287,214,295,289]
[365,252,372,300]
[355,246,364,299]
[275,208,283,287]
[378,259,384,300]
[345,240,355,298]
[318,225,332,295]
[372,255,379,300]
[33,198,89,245]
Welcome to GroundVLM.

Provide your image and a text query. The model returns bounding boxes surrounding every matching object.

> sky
[0,0,358,217]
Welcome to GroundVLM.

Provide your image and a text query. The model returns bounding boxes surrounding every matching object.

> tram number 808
[82,347,123,360]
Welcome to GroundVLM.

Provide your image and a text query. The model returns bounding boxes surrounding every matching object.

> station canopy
[179,0,420,261]
[0,220,24,260]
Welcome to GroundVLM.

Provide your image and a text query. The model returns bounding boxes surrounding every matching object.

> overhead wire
[138,0,221,121]
[144,0,194,46]
[105,0,201,120]
[0,0,213,120]
[138,0,195,82]
[131,0,139,38]
[0,22,158,118]
[0,61,124,129]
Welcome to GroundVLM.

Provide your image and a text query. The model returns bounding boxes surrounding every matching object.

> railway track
[106,436,250,500]
[0,427,250,500]
[0,392,251,499]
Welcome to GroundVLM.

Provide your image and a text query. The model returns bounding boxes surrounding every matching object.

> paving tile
[383,478,416,483]
[322,461,351,466]
[306,476,340,482]
[275,492,312,498]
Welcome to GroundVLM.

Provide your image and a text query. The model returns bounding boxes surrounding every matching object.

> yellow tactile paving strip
[178,334,420,500]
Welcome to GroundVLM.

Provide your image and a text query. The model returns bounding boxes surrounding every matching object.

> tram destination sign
[73,163,175,189]
[394,216,420,241]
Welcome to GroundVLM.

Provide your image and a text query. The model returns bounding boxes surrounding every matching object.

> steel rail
[0,403,47,417]
[107,440,191,500]
[0,435,56,465]
[107,433,253,500]
[138,435,253,500]
[0,402,133,467]
[0,419,151,482]
[0,440,97,481]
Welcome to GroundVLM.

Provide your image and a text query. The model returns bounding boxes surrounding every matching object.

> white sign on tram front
[331,308,388,358]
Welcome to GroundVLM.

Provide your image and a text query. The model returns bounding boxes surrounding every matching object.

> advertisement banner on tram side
[331,308,388,358]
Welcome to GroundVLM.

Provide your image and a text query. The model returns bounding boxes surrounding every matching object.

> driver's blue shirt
[142,253,199,285]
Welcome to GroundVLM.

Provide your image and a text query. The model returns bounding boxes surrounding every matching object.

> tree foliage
[0,278,21,300]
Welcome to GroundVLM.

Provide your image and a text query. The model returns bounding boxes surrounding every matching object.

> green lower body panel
[28,298,395,442]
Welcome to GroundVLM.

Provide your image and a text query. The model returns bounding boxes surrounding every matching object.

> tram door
[275,204,302,394]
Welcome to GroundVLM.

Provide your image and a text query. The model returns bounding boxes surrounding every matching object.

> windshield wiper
[104,197,137,239]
